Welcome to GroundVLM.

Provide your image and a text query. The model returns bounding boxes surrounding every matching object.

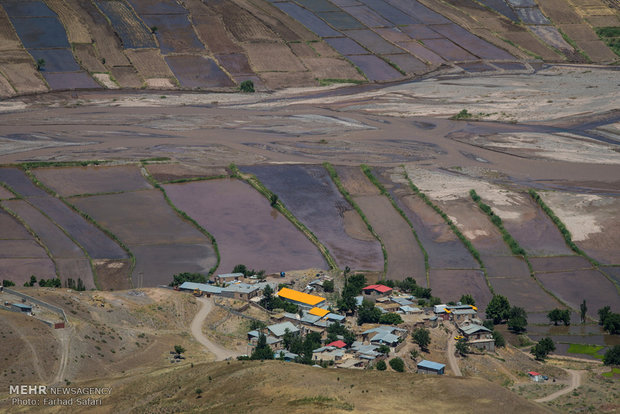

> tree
[429,296,441,306]
[548,308,571,326]
[531,337,555,361]
[486,295,511,324]
[337,293,357,313]
[263,284,273,300]
[36,58,46,71]
[322,280,334,292]
[357,300,381,325]
[326,322,356,346]
[603,345,620,366]
[580,300,587,324]
[455,338,469,357]
[598,306,611,325]
[174,345,186,355]
[2,279,14,287]
[379,313,403,325]
[170,272,206,286]
[251,333,274,360]
[269,193,278,207]
[492,330,505,348]
[507,306,528,333]
[29,275,37,287]
[377,344,390,355]
[410,349,419,360]
[376,360,387,370]
[603,313,620,335]
[389,357,405,372]
[233,264,248,275]
[240,80,255,93]
[77,278,85,291]
[459,294,476,306]
[412,328,430,352]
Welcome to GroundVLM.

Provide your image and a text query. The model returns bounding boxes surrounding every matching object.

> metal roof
[371,332,400,344]
[417,360,445,371]
[309,307,330,317]
[277,287,326,306]
[392,297,413,306]
[178,282,223,294]
[11,303,31,309]
[460,324,491,335]
[452,308,476,315]
[217,273,244,279]
[362,284,392,293]
[267,321,299,337]
[325,313,346,321]
[223,283,259,294]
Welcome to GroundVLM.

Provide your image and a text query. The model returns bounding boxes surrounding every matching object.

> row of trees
[598,306,620,335]
[20,275,84,290]
[486,295,528,333]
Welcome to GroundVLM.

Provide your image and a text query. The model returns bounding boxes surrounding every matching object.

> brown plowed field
[125,49,176,79]
[73,44,107,73]
[146,164,229,182]
[0,209,32,238]
[335,166,380,196]
[242,0,318,41]
[244,41,307,72]
[191,14,244,54]
[259,71,316,88]
[0,258,56,286]
[34,165,152,197]
[488,276,562,312]
[66,0,131,67]
[502,31,564,60]
[530,256,592,273]
[46,0,92,44]
[217,3,280,42]
[164,179,327,274]
[0,74,14,97]
[55,258,96,289]
[343,209,376,241]
[93,259,132,290]
[538,0,583,23]
[110,66,144,88]
[299,56,364,80]
[0,8,22,51]
[0,58,48,94]
[430,269,492,310]
[537,269,620,316]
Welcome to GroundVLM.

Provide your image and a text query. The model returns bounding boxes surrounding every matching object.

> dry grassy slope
[39,360,554,414]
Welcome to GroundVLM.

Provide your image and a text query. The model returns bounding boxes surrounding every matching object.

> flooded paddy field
[163,178,327,274]
[242,164,384,271]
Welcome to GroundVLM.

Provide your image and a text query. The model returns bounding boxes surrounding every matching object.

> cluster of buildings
[433,304,495,352]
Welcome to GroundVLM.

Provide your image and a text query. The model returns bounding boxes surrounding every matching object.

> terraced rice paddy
[140,14,205,54]
[165,55,234,88]
[71,189,217,287]
[94,0,156,49]
[163,179,327,274]
[241,164,383,271]
[335,166,425,281]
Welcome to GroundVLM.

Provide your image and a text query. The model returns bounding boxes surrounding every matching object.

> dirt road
[535,369,585,403]
[446,327,462,377]
[52,326,72,385]
[190,296,240,361]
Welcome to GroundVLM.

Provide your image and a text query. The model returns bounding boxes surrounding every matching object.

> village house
[361,284,392,302]
[215,272,244,284]
[221,283,260,301]
[459,323,495,351]
[362,326,407,347]
[417,360,445,375]
[277,287,326,309]
[312,346,345,362]
[248,321,300,351]
[178,281,223,297]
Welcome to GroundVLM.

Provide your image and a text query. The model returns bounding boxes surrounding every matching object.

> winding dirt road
[190,297,241,361]
[535,369,585,403]
[446,327,462,376]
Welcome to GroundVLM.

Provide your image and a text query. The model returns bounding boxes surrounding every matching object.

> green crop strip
[361,165,430,285]
[529,189,620,293]
[470,189,569,309]
[141,165,220,277]
[324,163,388,278]
[402,168,493,293]
[230,163,338,271]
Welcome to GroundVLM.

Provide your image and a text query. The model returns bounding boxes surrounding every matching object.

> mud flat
[71,190,217,286]
[335,166,425,281]
[539,192,620,265]
[242,164,383,271]
[163,179,327,274]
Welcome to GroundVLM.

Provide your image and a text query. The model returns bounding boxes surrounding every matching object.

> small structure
[417,360,445,375]
[178,282,223,296]
[326,340,347,349]
[221,283,260,300]
[337,358,365,369]
[451,308,477,322]
[215,273,244,284]
[308,307,330,318]
[312,346,344,362]
[267,321,300,338]
[528,371,543,382]
[277,287,326,309]
[459,323,495,352]
[275,350,298,361]
[362,284,393,302]
[362,326,407,347]
[11,303,32,313]
[325,313,346,323]
[400,305,422,315]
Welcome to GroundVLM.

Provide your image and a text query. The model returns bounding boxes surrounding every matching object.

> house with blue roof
[417,360,445,375]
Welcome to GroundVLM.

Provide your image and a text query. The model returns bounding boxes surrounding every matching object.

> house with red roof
[362,284,392,302]
[326,340,347,349]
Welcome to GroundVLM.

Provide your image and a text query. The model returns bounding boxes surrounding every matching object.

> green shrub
[376,360,387,371]
[240,80,255,93]
[389,357,405,372]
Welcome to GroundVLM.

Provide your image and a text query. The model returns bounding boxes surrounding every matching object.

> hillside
[0,0,618,97]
